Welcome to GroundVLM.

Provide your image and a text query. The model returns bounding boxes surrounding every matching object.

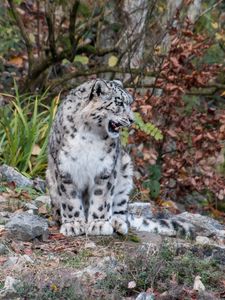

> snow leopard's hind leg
[46,154,65,224]
[46,166,61,224]
[47,157,86,236]
[111,152,133,235]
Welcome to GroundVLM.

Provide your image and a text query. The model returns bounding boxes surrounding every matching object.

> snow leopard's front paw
[60,220,85,236]
[111,216,128,235]
[86,220,114,235]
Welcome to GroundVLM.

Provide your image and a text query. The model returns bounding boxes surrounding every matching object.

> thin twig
[194,0,223,23]
[69,0,80,59]
[45,3,57,59]
[76,45,118,56]
[49,67,158,89]
[7,0,33,71]
[36,0,40,57]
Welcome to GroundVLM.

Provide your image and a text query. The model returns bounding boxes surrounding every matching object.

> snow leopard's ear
[112,80,123,87]
[89,79,110,100]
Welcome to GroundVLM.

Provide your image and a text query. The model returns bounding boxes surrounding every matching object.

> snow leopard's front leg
[56,173,86,236]
[86,175,115,235]
[111,152,133,235]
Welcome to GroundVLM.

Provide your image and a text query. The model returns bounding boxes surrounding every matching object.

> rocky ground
[0,165,224,300]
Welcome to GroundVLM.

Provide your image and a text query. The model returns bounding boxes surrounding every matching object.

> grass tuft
[0,84,59,177]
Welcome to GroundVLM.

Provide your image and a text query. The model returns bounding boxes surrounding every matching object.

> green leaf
[149,164,161,181]
[74,55,89,65]
[108,55,118,67]
[0,82,59,177]
[150,180,161,199]
[62,59,70,65]
[78,3,91,17]
[134,112,163,141]
[110,23,122,33]
[121,128,129,146]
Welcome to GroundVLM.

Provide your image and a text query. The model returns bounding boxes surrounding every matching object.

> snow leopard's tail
[128,214,195,238]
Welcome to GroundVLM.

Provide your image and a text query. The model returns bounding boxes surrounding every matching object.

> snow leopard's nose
[127,112,134,125]
[128,116,134,124]
[125,116,134,127]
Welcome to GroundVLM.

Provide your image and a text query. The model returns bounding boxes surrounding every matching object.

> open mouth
[108,120,121,134]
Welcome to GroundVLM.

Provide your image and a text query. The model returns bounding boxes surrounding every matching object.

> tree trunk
[120,0,148,68]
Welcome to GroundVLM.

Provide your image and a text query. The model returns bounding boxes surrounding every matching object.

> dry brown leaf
[193,276,205,291]
[167,129,178,138]
[170,57,181,69]
[0,256,8,265]
[38,204,48,215]
[32,144,41,156]
[9,56,23,67]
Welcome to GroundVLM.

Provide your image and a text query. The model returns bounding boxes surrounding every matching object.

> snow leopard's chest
[58,132,119,189]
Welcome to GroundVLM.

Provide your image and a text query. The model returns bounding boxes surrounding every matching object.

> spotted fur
[46,79,193,237]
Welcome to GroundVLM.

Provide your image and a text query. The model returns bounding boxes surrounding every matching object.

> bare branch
[45,3,57,59]
[27,50,70,81]
[36,0,40,57]
[75,10,107,45]
[194,0,223,24]
[7,0,33,70]
[76,45,118,56]
[49,67,157,89]
[69,0,80,59]
[49,66,156,88]
[186,83,225,96]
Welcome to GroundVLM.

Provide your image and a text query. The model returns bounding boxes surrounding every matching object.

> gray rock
[0,212,12,218]
[25,203,38,215]
[0,276,20,299]
[22,254,34,264]
[0,164,33,187]
[183,192,206,206]
[0,212,13,225]
[32,177,46,192]
[3,256,19,268]
[164,140,176,153]
[211,247,225,265]
[196,236,211,245]
[0,218,7,225]
[5,212,49,241]
[34,195,51,207]
[128,202,154,218]
[136,292,154,300]
[25,203,38,211]
[0,165,46,192]
[74,256,120,281]
[4,255,34,270]
[168,178,176,188]
[0,196,6,204]
[0,243,9,255]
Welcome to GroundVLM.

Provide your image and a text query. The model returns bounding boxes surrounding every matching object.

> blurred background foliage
[0,0,224,218]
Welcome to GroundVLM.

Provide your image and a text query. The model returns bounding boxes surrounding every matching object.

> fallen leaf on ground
[193,275,205,292]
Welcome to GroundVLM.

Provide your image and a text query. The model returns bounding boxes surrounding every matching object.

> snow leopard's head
[86,79,134,138]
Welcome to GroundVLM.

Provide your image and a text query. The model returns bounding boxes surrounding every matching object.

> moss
[60,249,92,269]
[15,282,81,300]
[97,242,224,296]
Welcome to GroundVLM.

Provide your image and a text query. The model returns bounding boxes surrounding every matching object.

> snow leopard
[46,79,193,237]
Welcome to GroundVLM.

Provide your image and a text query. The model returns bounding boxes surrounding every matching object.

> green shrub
[143,164,162,199]
[0,4,22,55]
[134,112,163,141]
[97,242,224,296]
[121,112,163,146]
[0,85,59,177]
